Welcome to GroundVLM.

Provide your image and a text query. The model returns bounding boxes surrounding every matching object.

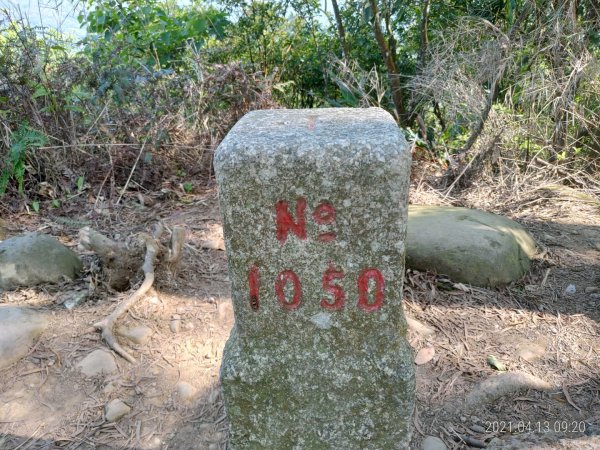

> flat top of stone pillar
[216,107,403,155]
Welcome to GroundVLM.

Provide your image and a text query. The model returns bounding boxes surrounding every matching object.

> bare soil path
[1,185,599,449]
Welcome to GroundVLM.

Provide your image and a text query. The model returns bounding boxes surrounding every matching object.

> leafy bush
[80,0,228,70]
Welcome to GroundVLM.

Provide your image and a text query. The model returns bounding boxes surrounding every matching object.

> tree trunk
[458,6,531,155]
[418,0,431,71]
[331,0,350,62]
[368,0,407,124]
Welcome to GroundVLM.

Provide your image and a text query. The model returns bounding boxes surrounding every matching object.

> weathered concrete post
[214,108,414,449]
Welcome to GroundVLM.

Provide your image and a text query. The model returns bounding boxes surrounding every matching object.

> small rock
[200,239,225,251]
[524,284,538,292]
[415,346,435,365]
[470,424,486,434]
[116,325,153,345]
[147,437,161,449]
[422,435,447,450]
[63,290,89,310]
[488,437,502,447]
[0,307,48,370]
[175,381,197,402]
[170,320,181,333]
[103,381,118,394]
[585,286,599,294]
[565,284,577,294]
[77,349,118,376]
[184,322,195,331]
[105,399,130,422]
[208,444,219,450]
[516,343,546,361]
[172,314,181,320]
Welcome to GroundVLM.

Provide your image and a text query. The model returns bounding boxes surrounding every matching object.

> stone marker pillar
[214,108,415,449]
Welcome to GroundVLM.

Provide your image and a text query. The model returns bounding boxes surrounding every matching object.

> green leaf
[32,85,49,98]
[487,355,507,371]
[31,201,40,213]
[76,176,85,191]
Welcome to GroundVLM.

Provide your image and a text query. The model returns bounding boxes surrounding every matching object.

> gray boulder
[406,206,536,287]
[0,307,48,369]
[0,233,82,290]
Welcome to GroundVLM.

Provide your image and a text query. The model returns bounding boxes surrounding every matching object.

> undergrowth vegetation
[0,0,598,213]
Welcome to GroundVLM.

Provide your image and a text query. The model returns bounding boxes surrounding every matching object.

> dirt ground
[0,180,599,449]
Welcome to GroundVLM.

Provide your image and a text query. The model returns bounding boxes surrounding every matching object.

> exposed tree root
[79,226,139,290]
[443,371,554,413]
[81,223,186,362]
[166,226,186,264]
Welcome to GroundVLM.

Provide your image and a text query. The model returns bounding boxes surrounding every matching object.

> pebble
[488,437,502,447]
[585,286,599,294]
[515,341,546,362]
[103,381,118,394]
[148,437,161,449]
[470,424,486,434]
[0,307,48,370]
[105,399,130,422]
[77,349,117,376]
[175,381,197,401]
[63,290,89,310]
[170,319,181,333]
[565,284,577,294]
[184,322,195,331]
[422,435,447,450]
[117,325,153,345]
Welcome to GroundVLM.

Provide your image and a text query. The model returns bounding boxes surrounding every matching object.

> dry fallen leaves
[415,346,435,365]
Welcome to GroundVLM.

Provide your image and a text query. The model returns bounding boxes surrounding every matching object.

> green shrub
[0,124,47,196]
